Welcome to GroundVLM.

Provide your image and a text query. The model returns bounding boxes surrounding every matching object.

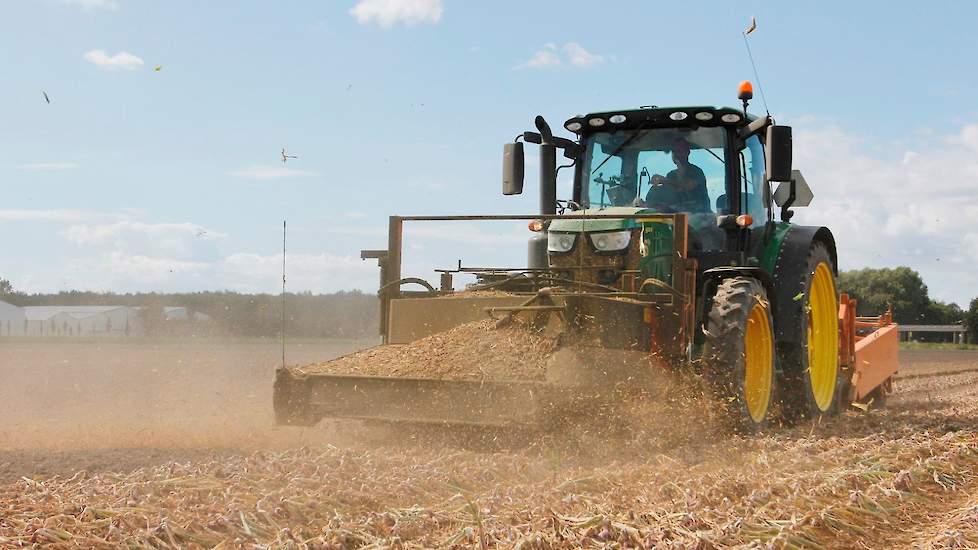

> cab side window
[740,134,766,224]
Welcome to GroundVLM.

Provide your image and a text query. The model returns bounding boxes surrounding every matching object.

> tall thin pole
[281,220,286,369]
[742,18,770,116]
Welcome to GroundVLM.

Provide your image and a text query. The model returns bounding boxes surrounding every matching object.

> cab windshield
[582,127,728,213]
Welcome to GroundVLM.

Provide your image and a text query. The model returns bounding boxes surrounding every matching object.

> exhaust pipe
[529,116,557,269]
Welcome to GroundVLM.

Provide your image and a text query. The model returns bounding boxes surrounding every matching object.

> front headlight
[547,232,577,253]
[589,230,631,252]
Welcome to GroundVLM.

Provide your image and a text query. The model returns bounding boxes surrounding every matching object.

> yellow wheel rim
[807,262,839,412]
[744,300,774,423]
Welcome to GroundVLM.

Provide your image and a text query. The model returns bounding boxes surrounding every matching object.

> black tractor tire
[703,277,777,434]
[780,242,844,422]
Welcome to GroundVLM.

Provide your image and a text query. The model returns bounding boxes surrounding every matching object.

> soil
[2,340,978,548]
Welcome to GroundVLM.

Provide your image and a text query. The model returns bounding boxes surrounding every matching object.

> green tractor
[274,84,898,432]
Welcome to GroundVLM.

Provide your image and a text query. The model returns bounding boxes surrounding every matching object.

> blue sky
[3,0,978,306]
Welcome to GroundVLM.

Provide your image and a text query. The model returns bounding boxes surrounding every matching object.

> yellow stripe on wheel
[744,301,773,423]
[807,262,839,412]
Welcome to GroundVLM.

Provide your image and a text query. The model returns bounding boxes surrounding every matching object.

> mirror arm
[780,178,796,222]
[738,115,772,139]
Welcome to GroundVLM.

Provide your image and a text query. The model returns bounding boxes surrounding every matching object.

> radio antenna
[742,16,771,116]
[281,220,287,369]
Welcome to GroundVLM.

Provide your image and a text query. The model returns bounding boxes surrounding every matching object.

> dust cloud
[0,339,372,478]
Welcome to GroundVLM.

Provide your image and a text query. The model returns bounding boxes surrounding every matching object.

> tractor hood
[549,206,654,233]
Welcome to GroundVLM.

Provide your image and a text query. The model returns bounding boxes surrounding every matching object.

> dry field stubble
[1,340,978,548]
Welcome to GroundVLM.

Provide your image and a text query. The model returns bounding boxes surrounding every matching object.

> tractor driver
[643,138,711,213]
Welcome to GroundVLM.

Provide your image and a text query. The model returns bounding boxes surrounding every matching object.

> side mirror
[765,125,792,182]
[502,142,525,195]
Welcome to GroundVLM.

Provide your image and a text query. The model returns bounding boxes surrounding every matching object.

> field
[2,341,978,548]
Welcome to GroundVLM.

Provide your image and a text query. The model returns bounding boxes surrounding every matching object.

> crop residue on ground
[2,342,978,548]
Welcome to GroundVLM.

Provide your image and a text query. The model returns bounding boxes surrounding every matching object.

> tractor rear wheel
[703,277,776,433]
[782,242,842,420]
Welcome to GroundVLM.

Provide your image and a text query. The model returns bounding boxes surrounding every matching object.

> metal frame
[374,213,690,342]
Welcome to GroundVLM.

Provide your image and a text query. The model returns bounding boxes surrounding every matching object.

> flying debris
[42,91,50,104]
[154,65,163,72]
[281,148,298,164]
[745,16,757,35]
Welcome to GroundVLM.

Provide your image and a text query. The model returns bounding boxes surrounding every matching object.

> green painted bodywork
[759,222,793,274]
[638,221,675,284]
[549,207,678,286]
[548,206,652,233]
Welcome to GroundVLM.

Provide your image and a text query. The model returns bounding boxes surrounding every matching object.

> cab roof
[564,106,760,135]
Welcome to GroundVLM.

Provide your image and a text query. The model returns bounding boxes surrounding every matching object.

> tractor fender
[770,225,838,343]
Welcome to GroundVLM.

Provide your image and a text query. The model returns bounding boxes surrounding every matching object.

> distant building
[22,306,143,337]
[0,300,26,336]
[0,301,208,337]
[163,306,189,321]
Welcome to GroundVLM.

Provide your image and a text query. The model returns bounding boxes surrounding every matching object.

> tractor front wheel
[703,277,777,433]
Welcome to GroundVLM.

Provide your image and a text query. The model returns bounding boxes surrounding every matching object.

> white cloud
[229,165,317,180]
[36,250,377,294]
[220,252,377,292]
[63,252,211,291]
[83,49,144,71]
[63,220,225,246]
[0,209,93,222]
[18,162,78,172]
[62,220,226,265]
[3,210,378,293]
[563,42,604,67]
[524,44,562,68]
[520,43,605,69]
[349,0,442,28]
[405,223,526,246]
[63,0,118,10]
[791,121,978,304]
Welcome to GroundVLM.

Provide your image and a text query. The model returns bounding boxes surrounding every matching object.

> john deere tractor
[274,83,898,432]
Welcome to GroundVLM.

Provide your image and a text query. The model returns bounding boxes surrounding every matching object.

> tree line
[839,267,975,341]
[2,266,976,340]
[0,281,378,339]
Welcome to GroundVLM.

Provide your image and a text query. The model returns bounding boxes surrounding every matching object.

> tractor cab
[502,100,801,286]
[567,107,767,263]
[567,106,765,221]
